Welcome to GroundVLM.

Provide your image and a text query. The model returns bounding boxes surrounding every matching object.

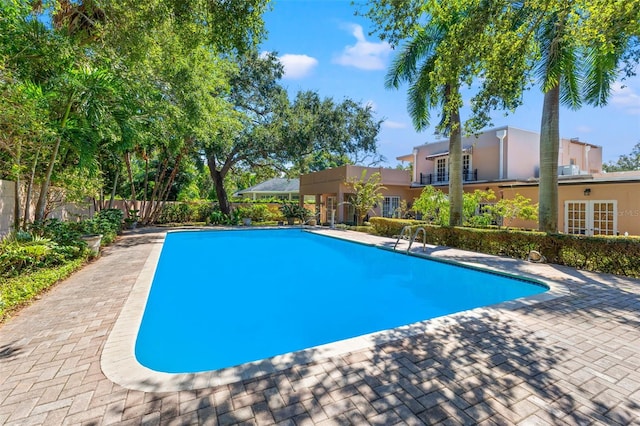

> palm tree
[536,7,627,232]
[34,65,118,222]
[385,25,465,226]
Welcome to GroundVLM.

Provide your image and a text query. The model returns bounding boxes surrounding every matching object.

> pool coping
[100,228,570,392]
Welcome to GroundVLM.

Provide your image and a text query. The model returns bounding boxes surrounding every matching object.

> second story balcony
[419,169,478,185]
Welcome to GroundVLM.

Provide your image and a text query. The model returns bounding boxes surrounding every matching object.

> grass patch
[0,256,87,323]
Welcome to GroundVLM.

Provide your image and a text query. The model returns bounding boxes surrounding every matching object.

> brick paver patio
[1,227,639,425]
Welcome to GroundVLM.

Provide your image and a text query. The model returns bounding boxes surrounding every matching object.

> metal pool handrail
[393,225,413,250]
[393,225,427,253]
[407,227,427,253]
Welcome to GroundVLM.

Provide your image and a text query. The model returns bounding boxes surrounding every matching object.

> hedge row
[369,217,640,278]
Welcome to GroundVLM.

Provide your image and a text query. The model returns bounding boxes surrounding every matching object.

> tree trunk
[35,95,74,222]
[23,147,40,228]
[13,168,21,231]
[124,151,137,204]
[149,152,184,223]
[108,167,119,209]
[209,162,230,215]
[538,83,560,233]
[34,137,61,223]
[447,86,463,226]
[143,157,167,222]
[141,154,149,221]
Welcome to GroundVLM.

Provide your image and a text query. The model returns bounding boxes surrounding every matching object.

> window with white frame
[566,201,587,235]
[565,200,617,236]
[463,154,471,179]
[383,196,400,218]
[436,158,447,182]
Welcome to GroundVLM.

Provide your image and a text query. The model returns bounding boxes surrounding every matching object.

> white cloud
[278,54,318,79]
[610,81,640,115]
[576,125,593,133]
[333,23,392,70]
[382,120,407,129]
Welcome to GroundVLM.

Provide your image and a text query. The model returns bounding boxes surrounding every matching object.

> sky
[260,0,640,167]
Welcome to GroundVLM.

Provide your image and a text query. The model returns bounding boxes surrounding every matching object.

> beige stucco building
[299,165,415,224]
[300,126,640,236]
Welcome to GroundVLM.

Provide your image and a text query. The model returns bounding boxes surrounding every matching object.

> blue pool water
[135,229,547,373]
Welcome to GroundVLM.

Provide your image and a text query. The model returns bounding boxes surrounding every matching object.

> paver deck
[1,227,639,425]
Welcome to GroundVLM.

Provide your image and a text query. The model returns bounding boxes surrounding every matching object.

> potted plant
[124,209,140,229]
[80,234,103,255]
[280,202,306,225]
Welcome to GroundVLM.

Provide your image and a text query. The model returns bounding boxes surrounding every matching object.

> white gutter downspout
[496,129,507,179]
[585,145,591,172]
[412,148,418,183]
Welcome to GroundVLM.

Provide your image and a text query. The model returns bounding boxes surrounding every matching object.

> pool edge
[101,228,570,392]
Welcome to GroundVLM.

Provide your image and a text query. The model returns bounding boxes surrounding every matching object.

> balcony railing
[419,169,478,185]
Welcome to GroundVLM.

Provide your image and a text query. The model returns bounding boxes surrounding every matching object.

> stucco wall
[560,140,603,173]
[422,179,640,236]
[408,126,543,183]
[300,165,417,223]
[0,179,97,239]
[0,180,16,239]
[504,127,540,180]
[495,181,640,236]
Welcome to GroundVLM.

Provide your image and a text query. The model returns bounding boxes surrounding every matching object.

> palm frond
[385,26,443,89]
[582,45,621,107]
[559,45,582,110]
[406,55,440,131]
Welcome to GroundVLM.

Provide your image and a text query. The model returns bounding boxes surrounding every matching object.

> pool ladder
[393,226,427,253]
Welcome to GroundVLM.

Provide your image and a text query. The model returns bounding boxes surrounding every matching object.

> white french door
[565,200,617,236]
[382,196,400,218]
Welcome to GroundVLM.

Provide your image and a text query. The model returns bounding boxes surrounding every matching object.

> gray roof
[236,178,300,195]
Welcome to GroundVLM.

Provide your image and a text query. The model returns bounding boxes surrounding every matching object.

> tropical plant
[364,0,638,232]
[493,194,539,226]
[413,186,449,226]
[346,171,386,226]
[209,210,226,225]
[371,1,529,226]
[279,203,308,221]
[534,2,638,232]
[463,189,498,227]
[384,23,464,226]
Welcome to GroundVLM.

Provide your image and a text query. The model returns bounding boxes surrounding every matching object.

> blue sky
[260,0,640,167]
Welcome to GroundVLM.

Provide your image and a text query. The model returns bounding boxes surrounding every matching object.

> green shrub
[279,203,309,220]
[369,217,427,237]
[209,210,226,225]
[0,235,82,278]
[76,209,124,244]
[156,202,213,224]
[96,208,124,231]
[191,203,214,222]
[245,204,272,222]
[93,208,124,244]
[28,218,81,247]
[158,203,192,223]
[0,257,86,322]
[373,221,640,278]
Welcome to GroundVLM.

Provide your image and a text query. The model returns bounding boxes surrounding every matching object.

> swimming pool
[135,229,548,374]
